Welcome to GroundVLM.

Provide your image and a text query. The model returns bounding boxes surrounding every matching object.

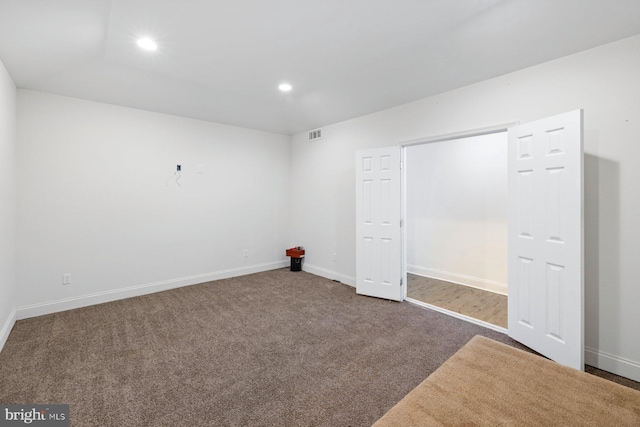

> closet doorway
[404,131,508,330]
[357,110,584,368]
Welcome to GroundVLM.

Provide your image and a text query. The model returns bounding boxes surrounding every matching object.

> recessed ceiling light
[278,83,292,92]
[137,37,158,51]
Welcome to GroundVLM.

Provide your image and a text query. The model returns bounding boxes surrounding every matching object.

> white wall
[290,34,640,381]
[16,90,291,317]
[406,133,508,294]
[0,57,17,351]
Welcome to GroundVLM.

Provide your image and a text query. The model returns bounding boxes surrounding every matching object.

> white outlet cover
[62,273,71,285]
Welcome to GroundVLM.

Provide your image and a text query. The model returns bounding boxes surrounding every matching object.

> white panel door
[356,147,403,301]
[508,110,584,370]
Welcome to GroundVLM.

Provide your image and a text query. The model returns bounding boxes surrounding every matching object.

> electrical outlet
[243,249,249,258]
[333,253,337,262]
[62,273,71,285]
[197,164,204,173]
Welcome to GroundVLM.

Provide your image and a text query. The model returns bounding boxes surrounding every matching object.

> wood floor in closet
[407,274,508,328]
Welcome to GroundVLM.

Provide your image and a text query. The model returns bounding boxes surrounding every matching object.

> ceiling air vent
[308,128,323,141]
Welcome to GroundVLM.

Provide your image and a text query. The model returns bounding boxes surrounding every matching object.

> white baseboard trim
[16,261,288,320]
[302,263,356,287]
[406,297,508,334]
[408,265,508,296]
[0,308,17,353]
[585,346,640,382]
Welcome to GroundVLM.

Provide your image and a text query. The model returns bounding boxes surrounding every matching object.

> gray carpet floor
[0,269,637,426]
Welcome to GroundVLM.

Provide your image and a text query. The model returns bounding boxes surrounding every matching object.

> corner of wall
[0,55,17,353]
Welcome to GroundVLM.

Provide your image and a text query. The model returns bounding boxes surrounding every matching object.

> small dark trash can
[290,257,303,271]
[286,247,305,272]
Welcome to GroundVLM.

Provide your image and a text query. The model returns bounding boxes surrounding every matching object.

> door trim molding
[406,297,508,334]
[397,122,519,147]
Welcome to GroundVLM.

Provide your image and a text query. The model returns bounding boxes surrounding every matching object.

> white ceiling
[1,0,640,135]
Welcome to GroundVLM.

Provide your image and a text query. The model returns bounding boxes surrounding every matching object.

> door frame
[399,121,518,333]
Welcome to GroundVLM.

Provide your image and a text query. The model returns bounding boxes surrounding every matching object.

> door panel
[508,110,584,370]
[356,147,403,301]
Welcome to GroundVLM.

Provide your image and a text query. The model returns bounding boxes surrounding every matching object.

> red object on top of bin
[286,247,305,258]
